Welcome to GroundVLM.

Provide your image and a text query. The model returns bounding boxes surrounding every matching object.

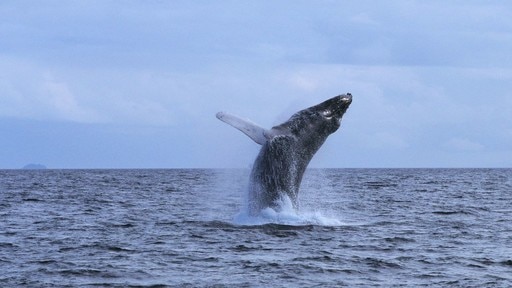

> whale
[217,94,352,215]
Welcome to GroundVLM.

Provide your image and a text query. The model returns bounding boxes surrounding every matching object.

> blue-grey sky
[1,1,511,168]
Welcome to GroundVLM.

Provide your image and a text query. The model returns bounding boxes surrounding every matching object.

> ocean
[1,168,511,287]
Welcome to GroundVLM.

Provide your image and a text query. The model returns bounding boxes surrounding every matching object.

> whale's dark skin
[248,94,352,214]
[217,94,352,215]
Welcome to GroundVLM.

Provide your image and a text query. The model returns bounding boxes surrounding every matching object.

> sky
[1,1,511,168]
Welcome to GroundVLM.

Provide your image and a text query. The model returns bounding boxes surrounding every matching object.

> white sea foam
[232,194,344,226]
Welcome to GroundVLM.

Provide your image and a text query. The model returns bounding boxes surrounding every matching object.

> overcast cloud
[1,1,511,168]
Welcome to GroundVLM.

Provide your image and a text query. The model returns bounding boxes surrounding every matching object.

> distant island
[22,164,47,170]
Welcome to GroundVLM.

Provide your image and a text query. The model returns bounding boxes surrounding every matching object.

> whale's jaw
[319,93,352,120]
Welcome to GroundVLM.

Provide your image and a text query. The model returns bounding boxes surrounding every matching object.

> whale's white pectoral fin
[216,112,269,145]
[263,128,288,139]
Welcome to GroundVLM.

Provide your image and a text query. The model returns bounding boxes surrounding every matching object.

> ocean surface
[1,168,511,287]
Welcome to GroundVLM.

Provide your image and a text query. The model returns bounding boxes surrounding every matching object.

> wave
[232,195,344,226]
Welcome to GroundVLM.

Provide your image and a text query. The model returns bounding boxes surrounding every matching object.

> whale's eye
[322,110,332,118]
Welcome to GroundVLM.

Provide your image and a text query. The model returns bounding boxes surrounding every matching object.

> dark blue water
[1,169,511,287]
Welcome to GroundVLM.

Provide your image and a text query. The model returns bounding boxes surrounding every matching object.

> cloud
[42,75,102,123]
[0,57,97,122]
[443,138,485,152]
[0,56,175,125]
[349,12,379,26]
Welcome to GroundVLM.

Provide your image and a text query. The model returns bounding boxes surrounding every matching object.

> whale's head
[284,93,352,137]
[315,93,352,125]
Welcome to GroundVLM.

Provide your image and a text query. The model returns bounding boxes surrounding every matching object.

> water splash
[232,194,343,226]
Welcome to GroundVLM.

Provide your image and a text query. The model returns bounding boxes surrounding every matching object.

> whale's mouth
[341,93,352,103]
[298,93,352,121]
[331,93,352,117]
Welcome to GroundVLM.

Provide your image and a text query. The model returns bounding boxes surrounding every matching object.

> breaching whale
[217,94,352,215]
